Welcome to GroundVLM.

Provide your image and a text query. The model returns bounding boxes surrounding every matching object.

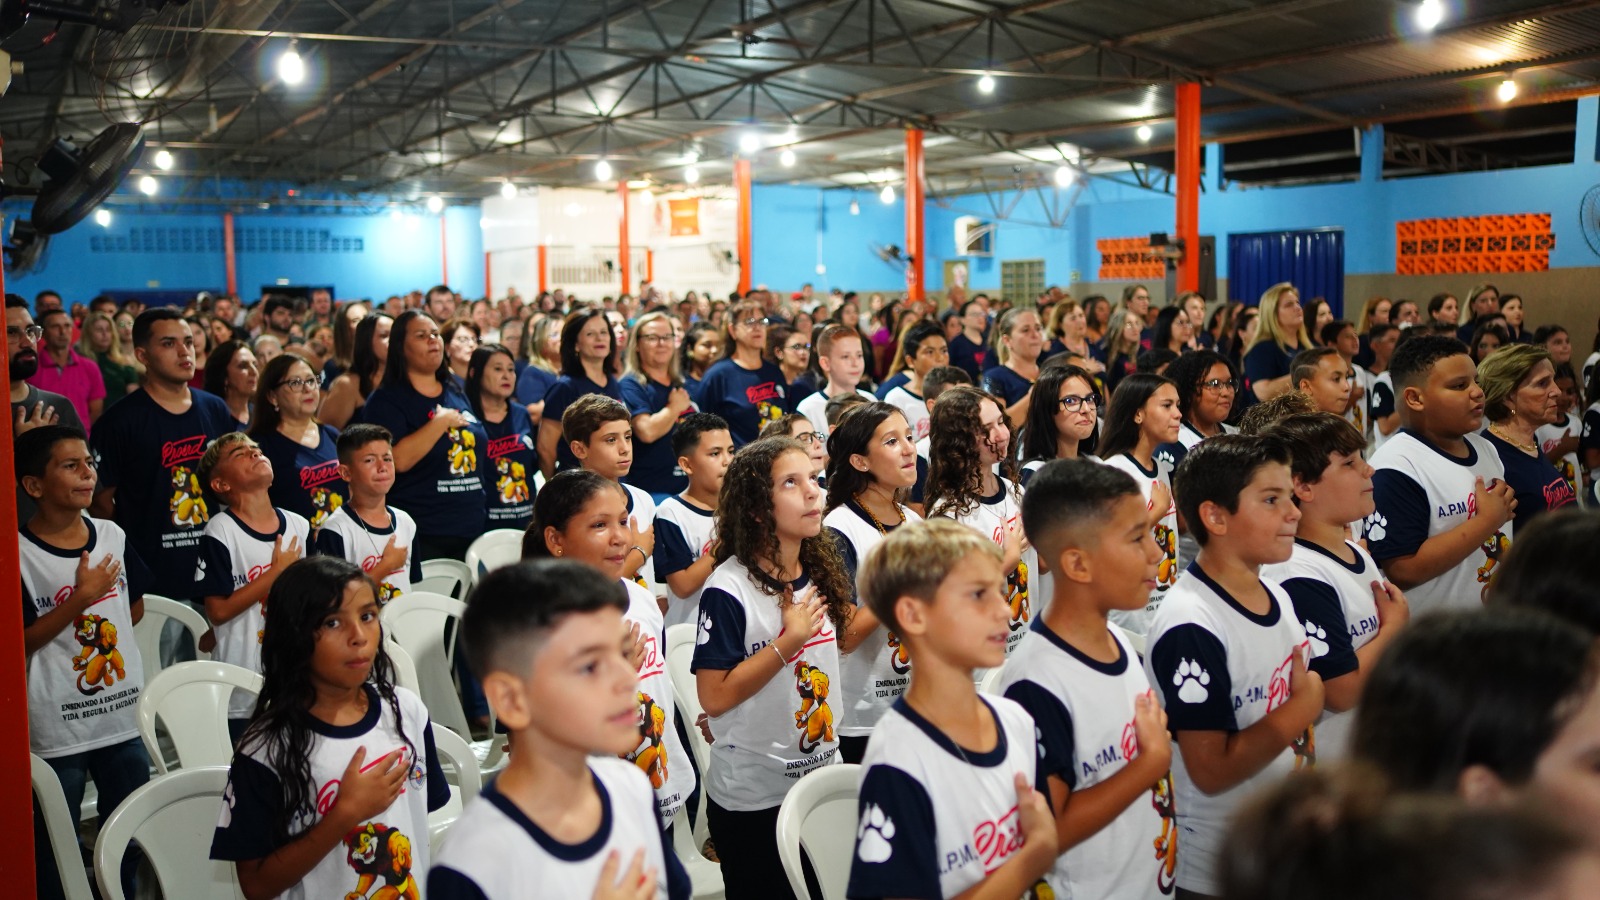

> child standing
[796,324,874,440]
[847,518,1057,899]
[881,322,949,441]
[1017,364,1101,485]
[924,385,1035,651]
[1535,364,1584,508]
[522,469,695,830]
[19,426,152,900]
[1145,435,1325,899]
[1098,374,1184,634]
[654,412,733,627]
[210,556,449,898]
[1368,335,1515,614]
[194,432,310,737]
[431,560,689,898]
[1001,458,1174,900]
[313,424,421,607]
[691,436,853,900]
[822,402,923,763]
[564,394,658,588]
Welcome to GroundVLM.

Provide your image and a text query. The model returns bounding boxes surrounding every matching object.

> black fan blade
[32,122,144,235]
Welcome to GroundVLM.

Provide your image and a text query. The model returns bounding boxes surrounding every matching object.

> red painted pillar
[484,252,493,300]
[537,245,548,294]
[646,249,655,284]
[1175,81,1202,294]
[905,128,926,303]
[439,217,449,286]
[0,208,35,897]
[222,212,238,297]
[617,181,632,296]
[735,158,753,295]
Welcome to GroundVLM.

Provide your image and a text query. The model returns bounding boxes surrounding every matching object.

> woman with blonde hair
[1243,282,1311,403]
[1477,343,1575,533]
[982,307,1045,424]
[512,313,562,424]
[1458,283,1501,344]
[1100,307,1144,395]
[76,311,139,406]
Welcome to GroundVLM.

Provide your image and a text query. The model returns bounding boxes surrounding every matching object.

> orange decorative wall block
[1097,237,1165,281]
[1396,214,1553,275]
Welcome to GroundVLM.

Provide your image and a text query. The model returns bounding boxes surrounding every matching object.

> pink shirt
[28,349,105,433]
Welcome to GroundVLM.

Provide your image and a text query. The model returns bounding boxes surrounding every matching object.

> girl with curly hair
[823,402,923,763]
[692,435,851,900]
[924,385,1035,652]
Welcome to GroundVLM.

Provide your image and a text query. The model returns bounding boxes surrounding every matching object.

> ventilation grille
[90,227,364,254]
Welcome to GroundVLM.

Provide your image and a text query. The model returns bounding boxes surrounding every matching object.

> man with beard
[8,294,82,521]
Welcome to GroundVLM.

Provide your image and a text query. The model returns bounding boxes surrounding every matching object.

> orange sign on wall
[1097,237,1164,281]
[1396,214,1554,275]
[669,198,700,237]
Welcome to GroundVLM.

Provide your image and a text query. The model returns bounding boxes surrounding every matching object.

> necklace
[857,492,906,535]
[1490,423,1537,454]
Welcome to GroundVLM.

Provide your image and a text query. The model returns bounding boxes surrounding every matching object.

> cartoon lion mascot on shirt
[629,690,668,788]
[170,465,209,527]
[343,822,417,900]
[310,488,344,528]
[1153,524,1178,589]
[1478,531,1511,583]
[794,660,834,753]
[886,632,911,676]
[446,427,476,476]
[72,614,125,695]
[1004,560,1031,631]
[496,457,530,505]
[1152,774,1178,893]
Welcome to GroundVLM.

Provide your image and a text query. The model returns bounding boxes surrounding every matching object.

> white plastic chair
[977,663,1007,696]
[133,595,210,680]
[32,753,95,900]
[665,623,725,898]
[776,763,861,900]
[381,592,505,772]
[463,529,525,583]
[417,557,473,600]
[138,661,263,774]
[93,766,241,900]
[385,638,421,694]
[428,722,483,855]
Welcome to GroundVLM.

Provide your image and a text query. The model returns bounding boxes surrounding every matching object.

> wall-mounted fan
[1,121,142,270]
[4,219,48,274]
[1580,185,1600,258]
[871,242,913,273]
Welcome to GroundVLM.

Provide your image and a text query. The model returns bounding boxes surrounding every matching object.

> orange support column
[1175,81,1201,294]
[439,216,449,285]
[617,181,632,296]
[0,209,34,897]
[537,245,548,293]
[735,158,753,295]
[484,252,493,300]
[223,212,238,296]
[905,128,925,303]
[646,249,655,284]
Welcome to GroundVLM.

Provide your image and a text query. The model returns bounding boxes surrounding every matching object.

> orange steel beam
[905,128,926,303]
[735,158,752,295]
[1175,81,1202,294]
[223,212,238,296]
[646,249,654,284]
[484,252,492,300]
[537,244,548,293]
[439,216,449,285]
[618,181,632,296]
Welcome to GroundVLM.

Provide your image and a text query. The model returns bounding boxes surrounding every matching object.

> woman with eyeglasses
[249,354,347,529]
[1017,364,1101,486]
[1166,350,1239,452]
[440,317,480,387]
[698,298,794,446]
[766,323,813,398]
[363,309,489,561]
[536,308,625,478]
[621,311,695,499]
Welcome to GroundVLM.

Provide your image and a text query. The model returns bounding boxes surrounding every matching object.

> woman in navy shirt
[621,311,694,499]
[696,299,793,446]
[1479,344,1576,533]
[250,354,346,529]
[980,307,1044,425]
[321,311,390,429]
[362,309,488,561]
[1242,282,1309,406]
[466,343,536,532]
[513,315,562,423]
[535,308,624,477]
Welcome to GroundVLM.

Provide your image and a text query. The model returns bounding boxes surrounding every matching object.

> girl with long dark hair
[321,311,391,429]
[1097,373,1183,632]
[466,343,537,532]
[535,308,624,478]
[1018,363,1100,485]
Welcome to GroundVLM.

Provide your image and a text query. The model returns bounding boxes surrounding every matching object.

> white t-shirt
[846,697,1044,900]
[1103,453,1180,636]
[1582,350,1599,392]
[651,495,717,628]
[935,478,1036,655]
[690,557,841,810]
[1369,430,1511,615]
[1537,411,1585,509]
[1347,363,1374,443]
[1261,539,1383,762]
[1369,371,1397,454]
[194,508,312,718]
[797,387,875,438]
[1144,565,1311,896]
[312,505,422,606]
[622,482,658,591]
[825,501,922,737]
[883,385,931,441]
[21,517,150,757]
[1000,622,1171,900]
[430,758,686,900]
[210,685,448,900]
[620,579,694,826]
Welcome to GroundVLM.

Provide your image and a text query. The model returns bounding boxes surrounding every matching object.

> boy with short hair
[564,393,656,586]
[796,324,874,439]
[1261,413,1410,761]
[1289,347,1352,418]
[847,518,1058,899]
[19,425,153,899]
[653,412,733,627]
[1323,320,1371,441]
[1144,435,1326,899]
[1000,459,1174,900]
[1368,335,1515,615]
[430,559,689,899]
[313,423,422,607]
[194,432,310,735]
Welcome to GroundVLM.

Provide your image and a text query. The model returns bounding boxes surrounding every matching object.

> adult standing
[536,308,624,477]
[622,311,694,499]
[467,343,537,532]
[947,299,990,380]
[89,308,235,603]
[77,311,139,407]
[249,354,346,529]
[29,307,105,430]
[362,309,488,561]
[1477,344,1575,534]
[1116,284,1154,350]
[321,311,390,429]
[201,339,260,431]
[696,299,792,446]
[1243,282,1310,404]
[981,308,1045,425]
[513,315,562,424]
[425,283,457,323]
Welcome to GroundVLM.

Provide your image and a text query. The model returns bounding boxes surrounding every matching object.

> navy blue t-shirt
[362,381,488,538]
[874,371,910,400]
[514,365,558,408]
[1243,340,1300,405]
[258,425,347,530]
[1482,429,1575,534]
[89,388,237,599]
[696,357,792,446]
[947,333,988,380]
[619,375,690,496]
[981,366,1034,408]
[482,404,537,531]
[543,373,624,471]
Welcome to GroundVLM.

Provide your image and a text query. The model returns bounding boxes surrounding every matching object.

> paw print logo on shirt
[695,609,712,646]
[193,555,207,582]
[1365,512,1387,542]
[856,804,896,864]
[1036,725,1046,759]
[1174,659,1211,704]
[1304,620,1329,658]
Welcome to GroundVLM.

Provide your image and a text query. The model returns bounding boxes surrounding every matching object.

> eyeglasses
[740,317,769,329]
[637,333,674,345]
[784,343,811,352]
[6,325,44,343]
[1201,378,1239,392]
[795,431,826,444]
[276,377,319,392]
[1057,394,1098,411]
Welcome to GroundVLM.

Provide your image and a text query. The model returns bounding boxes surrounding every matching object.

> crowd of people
[13,275,1600,900]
